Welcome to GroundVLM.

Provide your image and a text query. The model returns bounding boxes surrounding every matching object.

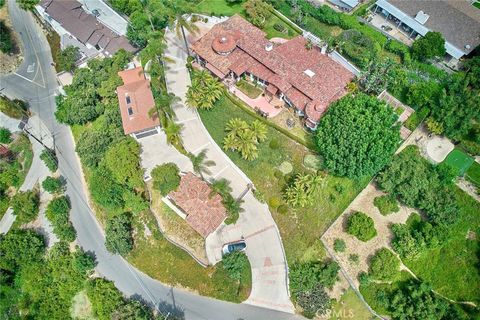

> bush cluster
[346,211,377,242]
[46,196,76,242]
[373,195,399,215]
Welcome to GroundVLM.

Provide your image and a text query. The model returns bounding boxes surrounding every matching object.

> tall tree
[188,149,216,178]
[316,94,401,178]
[412,31,446,62]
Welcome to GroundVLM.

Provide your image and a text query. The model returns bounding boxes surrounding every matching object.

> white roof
[376,0,466,59]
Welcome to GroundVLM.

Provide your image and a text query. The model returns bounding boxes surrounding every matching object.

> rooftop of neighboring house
[117,66,158,135]
[40,0,136,55]
[190,15,353,124]
[379,0,480,55]
[168,172,227,238]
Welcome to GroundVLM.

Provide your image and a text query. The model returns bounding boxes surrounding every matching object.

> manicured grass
[194,0,245,16]
[466,161,480,188]
[331,288,372,320]
[443,148,474,176]
[127,209,251,303]
[199,94,368,264]
[236,79,263,99]
[402,187,480,304]
[263,14,300,40]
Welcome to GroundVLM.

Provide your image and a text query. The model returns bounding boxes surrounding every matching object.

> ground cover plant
[0,96,28,119]
[236,79,263,98]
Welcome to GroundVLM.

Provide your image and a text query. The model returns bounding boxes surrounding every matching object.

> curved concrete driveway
[0,2,302,319]
[164,28,294,313]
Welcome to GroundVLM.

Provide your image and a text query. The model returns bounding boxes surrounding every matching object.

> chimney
[321,45,327,55]
[265,42,273,52]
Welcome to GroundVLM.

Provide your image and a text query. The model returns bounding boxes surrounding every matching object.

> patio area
[229,85,284,118]
[368,13,414,46]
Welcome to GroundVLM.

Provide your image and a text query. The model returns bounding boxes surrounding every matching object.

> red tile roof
[191,15,354,123]
[117,67,159,135]
[169,173,227,238]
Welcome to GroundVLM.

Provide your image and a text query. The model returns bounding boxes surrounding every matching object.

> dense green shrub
[11,190,39,224]
[337,30,380,69]
[273,22,287,33]
[385,40,411,63]
[40,149,58,172]
[290,260,340,296]
[346,212,376,242]
[151,163,180,196]
[42,176,63,194]
[0,127,12,143]
[105,213,133,256]
[333,239,346,252]
[0,20,13,53]
[103,137,143,189]
[296,284,331,318]
[89,165,125,210]
[0,96,28,119]
[76,129,115,168]
[56,46,80,72]
[46,196,76,242]
[369,248,400,280]
[222,251,249,280]
[316,94,400,178]
[377,146,458,226]
[373,195,399,215]
[349,254,359,264]
[404,107,429,131]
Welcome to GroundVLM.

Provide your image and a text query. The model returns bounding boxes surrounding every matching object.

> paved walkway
[164,28,294,314]
[230,86,283,118]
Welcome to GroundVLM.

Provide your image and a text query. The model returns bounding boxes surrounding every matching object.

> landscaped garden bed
[236,79,263,99]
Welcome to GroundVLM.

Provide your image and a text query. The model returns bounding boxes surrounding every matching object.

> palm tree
[188,149,216,178]
[186,70,224,110]
[164,118,183,146]
[174,14,199,56]
[250,120,267,143]
[210,179,232,197]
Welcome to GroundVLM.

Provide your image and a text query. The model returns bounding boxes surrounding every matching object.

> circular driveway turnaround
[0,2,303,319]
[425,135,454,163]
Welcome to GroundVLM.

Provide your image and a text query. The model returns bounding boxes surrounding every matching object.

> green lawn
[194,0,245,16]
[402,187,480,304]
[443,148,474,176]
[236,79,263,98]
[199,94,368,264]
[331,289,372,320]
[263,13,300,40]
[466,161,480,188]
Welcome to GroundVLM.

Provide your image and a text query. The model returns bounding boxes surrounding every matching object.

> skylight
[304,69,315,78]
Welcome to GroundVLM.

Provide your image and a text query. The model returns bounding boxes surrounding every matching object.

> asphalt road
[0,1,302,319]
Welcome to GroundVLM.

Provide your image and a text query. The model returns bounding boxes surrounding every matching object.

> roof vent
[265,42,273,52]
[304,69,315,78]
[220,36,227,43]
[465,44,471,50]
[414,10,429,25]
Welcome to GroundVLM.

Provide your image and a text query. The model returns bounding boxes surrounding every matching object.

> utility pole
[23,127,56,156]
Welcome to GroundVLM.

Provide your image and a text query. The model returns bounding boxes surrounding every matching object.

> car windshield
[228,242,246,252]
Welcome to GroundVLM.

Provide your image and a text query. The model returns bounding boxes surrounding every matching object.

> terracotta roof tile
[169,173,227,238]
[191,15,354,123]
[117,67,158,135]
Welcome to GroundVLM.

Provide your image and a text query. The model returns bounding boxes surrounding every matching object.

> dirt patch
[149,183,208,265]
[0,1,23,74]
[322,182,414,288]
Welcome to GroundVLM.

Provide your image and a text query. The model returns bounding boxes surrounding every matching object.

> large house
[117,66,160,139]
[190,15,353,130]
[373,0,480,62]
[38,0,135,57]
